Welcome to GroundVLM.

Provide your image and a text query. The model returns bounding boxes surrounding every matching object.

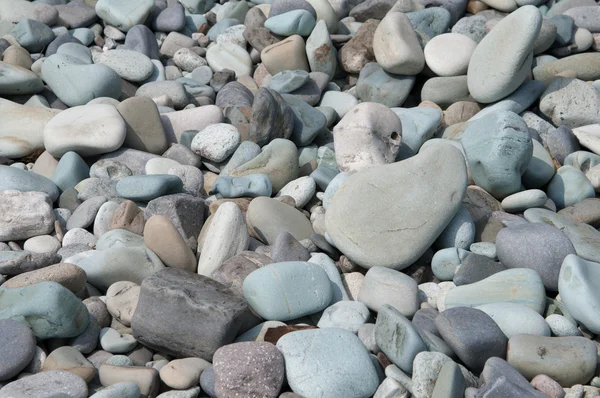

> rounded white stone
[206,42,252,77]
[95,49,154,82]
[373,12,424,75]
[43,104,126,158]
[145,158,182,175]
[191,123,241,162]
[276,176,317,209]
[424,33,477,77]
[23,235,61,254]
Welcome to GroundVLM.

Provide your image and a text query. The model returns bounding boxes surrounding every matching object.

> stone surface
[0,319,36,381]
[0,370,88,398]
[131,268,249,361]
[276,328,379,398]
[326,144,467,270]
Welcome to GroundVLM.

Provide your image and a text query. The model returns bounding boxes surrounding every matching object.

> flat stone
[0,319,36,381]
[357,266,418,316]
[261,35,309,75]
[43,346,95,382]
[540,78,600,128]
[76,246,165,290]
[424,33,476,77]
[0,165,60,202]
[123,24,161,59]
[99,327,137,353]
[467,6,541,103]
[0,250,59,276]
[0,370,88,398]
[506,334,596,386]
[444,268,546,314]
[43,104,126,158]
[326,143,467,270]
[356,63,415,108]
[421,75,471,108]
[160,357,211,390]
[95,49,153,82]
[246,196,314,243]
[67,196,107,230]
[375,304,427,373]
[407,7,452,46]
[0,281,88,339]
[1,262,86,293]
[98,365,160,397]
[116,175,183,202]
[547,165,595,208]
[243,261,332,321]
[95,0,155,32]
[213,342,284,397]
[131,268,249,361]
[453,253,506,286]
[435,307,507,373]
[206,42,252,77]
[276,328,379,398]
[475,302,551,338]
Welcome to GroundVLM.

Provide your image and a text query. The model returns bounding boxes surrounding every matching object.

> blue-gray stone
[45,33,83,56]
[177,77,215,99]
[375,304,427,373]
[264,9,316,36]
[69,27,94,46]
[547,165,595,209]
[310,164,339,191]
[53,151,89,192]
[435,205,475,250]
[276,328,379,398]
[54,1,98,29]
[220,141,261,176]
[0,61,44,96]
[461,110,533,200]
[116,174,184,201]
[420,0,467,25]
[469,80,546,122]
[475,303,551,338]
[444,268,547,314]
[90,382,141,398]
[540,126,580,165]
[211,174,272,198]
[522,139,556,189]
[68,314,100,354]
[322,171,352,209]
[10,18,55,53]
[496,222,575,291]
[200,366,216,397]
[0,165,60,202]
[407,8,452,46]
[182,13,208,36]
[0,319,36,381]
[308,253,349,303]
[564,150,600,173]
[207,18,241,41]
[270,0,317,18]
[215,81,254,107]
[435,307,507,374]
[242,261,332,321]
[0,281,89,339]
[317,301,370,334]
[549,15,575,47]
[180,0,215,14]
[559,254,600,334]
[0,371,89,398]
[356,62,415,108]
[281,93,327,146]
[76,247,165,290]
[453,252,506,286]
[95,229,145,250]
[269,70,310,93]
[124,24,161,60]
[41,54,122,107]
[179,130,198,149]
[153,3,186,32]
[392,106,442,159]
[56,42,92,63]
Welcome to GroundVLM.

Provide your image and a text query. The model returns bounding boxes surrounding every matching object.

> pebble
[243,261,332,320]
[424,33,476,76]
[160,357,211,390]
[547,165,596,208]
[144,215,196,272]
[0,190,55,241]
[0,370,88,398]
[277,328,380,398]
[0,319,36,381]
[507,334,596,386]
[213,342,284,397]
[191,123,241,162]
[357,266,419,316]
[476,302,551,338]
[95,49,154,82]
[326,144,467,270]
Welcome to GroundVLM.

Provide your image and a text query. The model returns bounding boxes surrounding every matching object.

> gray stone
[124,24,161,60]
[357,266,419,316]
[356,62,415,108]
[0,319,36,381]
[0,370,88,398]
[271,231,311,262]
[453,253,506,286]
[326,143,467,270]
[407,7,452,46]
[131,268,249,361]
[317,301,370,333]
[249,88,295,147]
[375,304,427,373]
[0,165,60,202]
[67,196,107,230]
[435,307,507,373]
[496,223,575,291]
[475,303,551,338]
[0,190,55,241]
[213,342,285,398]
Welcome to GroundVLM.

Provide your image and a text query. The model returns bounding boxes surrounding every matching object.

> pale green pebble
[69,28,94,46]
[547,165,595,209]
[105,355,134,366]
[264,9,316,36]
[501,189,547,212]
[90,382,141,398]
[95,229,145,250]
[469,242,496,259]
[431,247,470,281]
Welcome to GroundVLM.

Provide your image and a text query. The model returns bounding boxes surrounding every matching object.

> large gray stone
[131,268,249,361]
[326,143,467,270]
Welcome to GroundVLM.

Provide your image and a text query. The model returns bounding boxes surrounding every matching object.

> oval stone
[243,261,333,321]
[467,6,542,103]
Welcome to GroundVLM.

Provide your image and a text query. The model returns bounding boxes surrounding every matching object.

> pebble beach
[1,0,600,397]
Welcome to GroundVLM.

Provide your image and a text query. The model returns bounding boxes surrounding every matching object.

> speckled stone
[213,342,285,398]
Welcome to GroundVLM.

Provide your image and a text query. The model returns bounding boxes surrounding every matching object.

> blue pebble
[116,175,184,201]
[53,151,90,192]
[0,165,60,202]
[211,174,272,198]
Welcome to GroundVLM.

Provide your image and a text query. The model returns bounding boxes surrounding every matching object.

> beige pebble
[42,346,96,382]
[341,272,364,301]
[159,357,211,389]
[2,263,86,293]
[99,364,160,398]
[106,281,140,327]
[143,215,197,272]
